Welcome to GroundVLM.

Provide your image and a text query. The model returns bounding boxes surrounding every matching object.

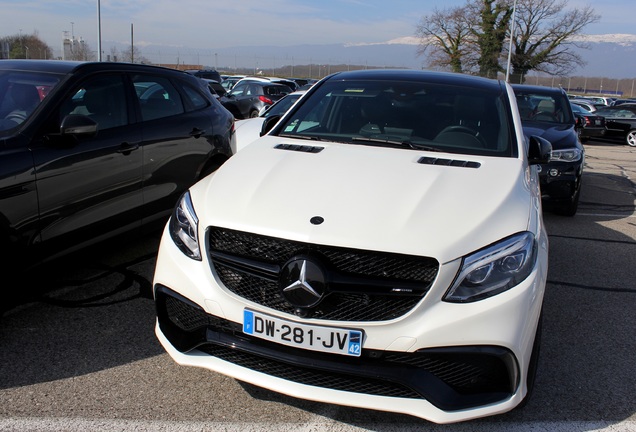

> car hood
[191,136,535,263]
[521,122,579,150]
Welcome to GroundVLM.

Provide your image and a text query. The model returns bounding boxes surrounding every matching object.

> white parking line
[1,418,635,432]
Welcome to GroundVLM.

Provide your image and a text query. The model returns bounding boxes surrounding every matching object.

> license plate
[243,309,363,357]
[595,120,601,125]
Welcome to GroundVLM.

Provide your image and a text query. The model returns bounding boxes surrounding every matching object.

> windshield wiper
[279,133,323,141]
[351,137,440,152]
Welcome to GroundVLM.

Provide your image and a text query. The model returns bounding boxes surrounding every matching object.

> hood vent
[418,156,481,169]
[275,143,324,153]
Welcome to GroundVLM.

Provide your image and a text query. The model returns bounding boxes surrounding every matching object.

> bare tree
[507,0,600,83]
[120,45,150,64]
[415,7,474,73]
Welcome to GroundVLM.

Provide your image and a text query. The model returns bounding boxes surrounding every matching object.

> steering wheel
[4,110,27,124]
[437,125,488,147]
[531,111,555,121]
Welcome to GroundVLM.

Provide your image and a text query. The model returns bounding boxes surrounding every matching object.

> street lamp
[505,0,518,82]
[97,0,102,61]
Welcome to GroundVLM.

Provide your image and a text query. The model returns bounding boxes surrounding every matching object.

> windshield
[515,91,574,125]
[275,79,514,157]
[0,70,61,132]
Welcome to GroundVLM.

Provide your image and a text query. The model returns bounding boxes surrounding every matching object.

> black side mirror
[60,114,98,136]
[260,114,282,137]
[528,135,552,165]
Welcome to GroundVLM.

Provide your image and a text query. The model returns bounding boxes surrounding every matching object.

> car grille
[155,286,517,412]
[207,227,439,321]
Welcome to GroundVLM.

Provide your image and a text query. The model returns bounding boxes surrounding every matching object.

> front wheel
[626,129,636,147]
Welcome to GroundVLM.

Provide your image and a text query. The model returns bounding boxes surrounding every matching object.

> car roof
[324,69,505,92]
[511,83,567,96]
[0,59,193,78]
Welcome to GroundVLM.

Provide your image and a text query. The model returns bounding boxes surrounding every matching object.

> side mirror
[60,114,98,136]
[260,114,282,137]
[528,135,552,165]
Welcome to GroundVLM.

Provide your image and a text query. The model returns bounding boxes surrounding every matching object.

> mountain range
[131,34,635,79]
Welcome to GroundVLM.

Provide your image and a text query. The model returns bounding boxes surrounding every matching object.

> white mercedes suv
[152,69,551,424]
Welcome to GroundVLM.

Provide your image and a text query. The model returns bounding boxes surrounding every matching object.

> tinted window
[0,71,61,132]
[61,75,128,130]
[133,75,184,121]
[515,91,573,124]
[178,82,209,111]
[277,79,513,156]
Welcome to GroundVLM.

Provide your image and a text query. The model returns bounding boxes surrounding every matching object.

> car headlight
[550,148,582,162]
[169,191,201,260]
[444,232,537,303]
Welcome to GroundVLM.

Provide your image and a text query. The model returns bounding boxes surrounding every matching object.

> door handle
[117,142,140,155]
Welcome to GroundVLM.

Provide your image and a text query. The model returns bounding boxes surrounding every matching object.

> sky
[2,0,634,64]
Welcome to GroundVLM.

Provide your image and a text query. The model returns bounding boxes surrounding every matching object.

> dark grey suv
[0,60,234,280]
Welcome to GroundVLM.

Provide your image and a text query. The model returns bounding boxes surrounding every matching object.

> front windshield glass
[515,91,574,125]
[276,79,514,157]
[0,70,61,132]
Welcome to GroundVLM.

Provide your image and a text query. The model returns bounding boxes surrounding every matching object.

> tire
[552,183,580,217]
[626,129,636,147]
[249,110,259,118]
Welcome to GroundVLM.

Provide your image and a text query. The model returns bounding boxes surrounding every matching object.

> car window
[0,71,61,132]
[596,108,636,119]
[277,79,514,157]
[514,92,573,124]
[230,83,247,97]
[133,75,185,121]
[61,75,128,131]
[178,82,209,111]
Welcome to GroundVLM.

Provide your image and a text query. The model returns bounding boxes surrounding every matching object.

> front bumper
[539,160,583,202]
[153,225,547,424]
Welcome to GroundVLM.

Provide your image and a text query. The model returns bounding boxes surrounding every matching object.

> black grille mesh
[208,227,439,321]
[199,345,421,399]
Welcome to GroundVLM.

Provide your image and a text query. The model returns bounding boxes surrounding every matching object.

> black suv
[512,84,585,216]
[0,60,234,274]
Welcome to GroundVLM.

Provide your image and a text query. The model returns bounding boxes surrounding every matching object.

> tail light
[259,95,273,105]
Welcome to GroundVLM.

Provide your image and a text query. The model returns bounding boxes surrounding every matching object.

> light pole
[505,0,518,82]
[97,0,102,61]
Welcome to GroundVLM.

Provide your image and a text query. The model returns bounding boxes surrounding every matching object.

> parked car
[570,99,601,113]
[153,69,551,424]
[571,102,606,142]
[513,84,584,216]
[612,99,636,107]
[232,90,306,152]
[0,60,234,278]
[594,104,636,146]
[220,80,292,119]
[183,69,222,83]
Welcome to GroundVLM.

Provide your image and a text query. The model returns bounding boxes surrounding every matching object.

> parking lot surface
[1,139,635,431]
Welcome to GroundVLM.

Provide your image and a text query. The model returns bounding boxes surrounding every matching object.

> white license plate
[243,309,363,357]
[595,120,601,125]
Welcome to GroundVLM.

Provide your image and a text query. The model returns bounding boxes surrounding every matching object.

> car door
[131,73,222,226]
[30,73,143,259]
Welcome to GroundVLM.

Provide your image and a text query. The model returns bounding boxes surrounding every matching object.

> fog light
[548,168,559,177]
